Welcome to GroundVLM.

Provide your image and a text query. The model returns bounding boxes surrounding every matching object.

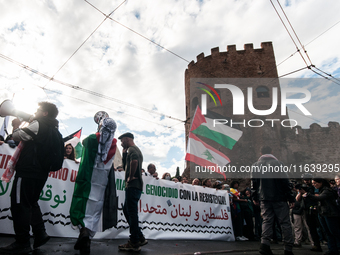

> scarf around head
[96,117,116,163]
[258,154,278,162]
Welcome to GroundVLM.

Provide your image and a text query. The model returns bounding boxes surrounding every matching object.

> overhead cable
[0,53,185,122]
[43,0,127,89]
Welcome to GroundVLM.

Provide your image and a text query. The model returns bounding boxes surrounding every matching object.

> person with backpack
[0,102,62,254]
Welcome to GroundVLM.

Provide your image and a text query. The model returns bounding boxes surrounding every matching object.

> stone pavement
[0,235,326,255]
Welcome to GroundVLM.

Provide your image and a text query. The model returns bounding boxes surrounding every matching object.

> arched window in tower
[256,86,269,98]
[192,97,199,111]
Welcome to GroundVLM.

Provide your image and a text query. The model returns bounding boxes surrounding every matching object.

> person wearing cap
[70,117,118,255]
[118,132,147,252]
[295,173,322,252]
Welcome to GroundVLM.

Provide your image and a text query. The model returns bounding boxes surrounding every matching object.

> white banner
[0,143,234,240]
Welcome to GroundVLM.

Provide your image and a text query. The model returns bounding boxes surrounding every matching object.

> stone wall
[183,42,340,183]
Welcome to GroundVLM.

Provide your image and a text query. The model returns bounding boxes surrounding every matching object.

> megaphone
[0,99,33,122]
[94,111,109,132]
[94,111,109,124]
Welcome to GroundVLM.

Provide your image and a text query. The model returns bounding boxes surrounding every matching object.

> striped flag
[185,133,230,179]
[63,128,83,159]
[191,106,242,150]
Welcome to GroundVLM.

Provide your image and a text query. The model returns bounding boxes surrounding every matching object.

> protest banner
[0,143,234,240]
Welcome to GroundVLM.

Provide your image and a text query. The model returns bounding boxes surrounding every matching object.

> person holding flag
[70,117,118,255]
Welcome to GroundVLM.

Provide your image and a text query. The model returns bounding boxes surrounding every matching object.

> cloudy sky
[1,0,340,177]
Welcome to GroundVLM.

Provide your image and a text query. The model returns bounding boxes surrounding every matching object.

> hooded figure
[70,117,118,254]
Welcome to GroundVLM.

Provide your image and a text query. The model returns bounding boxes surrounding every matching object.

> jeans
[123,187,143,244]
[318,215,340,252]
[261,201,294,251]
[10,176,47,243]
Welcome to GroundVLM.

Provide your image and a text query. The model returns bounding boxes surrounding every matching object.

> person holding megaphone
[0,101,63,254]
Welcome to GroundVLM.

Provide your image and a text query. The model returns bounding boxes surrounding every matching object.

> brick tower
[184,42,289,178]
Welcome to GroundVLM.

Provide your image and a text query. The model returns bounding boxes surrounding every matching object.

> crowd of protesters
[143,160,340,254]
[2,121,340,255]
[181,174,340,255]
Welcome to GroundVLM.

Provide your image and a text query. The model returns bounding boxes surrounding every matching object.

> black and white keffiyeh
[96,117,117,163]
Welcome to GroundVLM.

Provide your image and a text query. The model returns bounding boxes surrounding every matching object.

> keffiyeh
[258,154,278,162]
[96,118,116,162]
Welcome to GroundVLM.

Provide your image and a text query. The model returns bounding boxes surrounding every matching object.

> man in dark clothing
[0,102,59,254]
[295,173,322,252]
[252,146,295,255]
[118,132,147,252]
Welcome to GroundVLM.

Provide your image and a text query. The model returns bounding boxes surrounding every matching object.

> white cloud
[1,0,340,172]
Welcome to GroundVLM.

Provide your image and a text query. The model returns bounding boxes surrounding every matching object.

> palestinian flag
[70,134,117,232]
[63,128,83,159]
[190,106,242,150]
[185,133,230,180]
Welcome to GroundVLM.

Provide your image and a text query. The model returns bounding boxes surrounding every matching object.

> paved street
[0,235,326,255]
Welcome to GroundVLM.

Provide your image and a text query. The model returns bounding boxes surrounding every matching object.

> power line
[2,1,338,130]
[270,0,340,88]
[278,66,310,78]
[40,86,184,131]
[269,0,309,67]
[267,19,340,77]
[43,0,127,89]
[309,67,340,86]
[86,1,323,128]
[0,52,185,122]
[312,66,340,84]
[305,19,340,47]
[276,0,313,66]
[84,1,191,63]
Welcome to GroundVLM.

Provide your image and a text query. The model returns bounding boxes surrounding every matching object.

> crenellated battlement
[184,42,340,179]
[188,42,274,70]
[280,121,340,168]
[291,121,340,136]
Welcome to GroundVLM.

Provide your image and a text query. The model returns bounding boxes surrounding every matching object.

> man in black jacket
[0,102,59,254]
[295,174,322,252]
[252,146,295,255]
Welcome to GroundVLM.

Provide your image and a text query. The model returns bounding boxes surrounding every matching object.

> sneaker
[259,243,274,255]
[118,240,141,252]
[0,241,32,254]
[310,245,323,252]
[33,231,50,249]
[240,236,249,241]
[236,236,244,241]
[138,236,148,246]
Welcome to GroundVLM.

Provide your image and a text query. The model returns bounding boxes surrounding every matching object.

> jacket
[251,156,294,203]
[13,116,59,179]
[308,186,340,217]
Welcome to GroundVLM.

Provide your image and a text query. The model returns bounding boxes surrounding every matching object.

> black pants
[304,210,321,247]
[10,176,47,243]
[242,209,255,240]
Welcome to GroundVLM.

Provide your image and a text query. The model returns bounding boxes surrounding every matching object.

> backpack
[43,127,65,172]
[23,126,64,172]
